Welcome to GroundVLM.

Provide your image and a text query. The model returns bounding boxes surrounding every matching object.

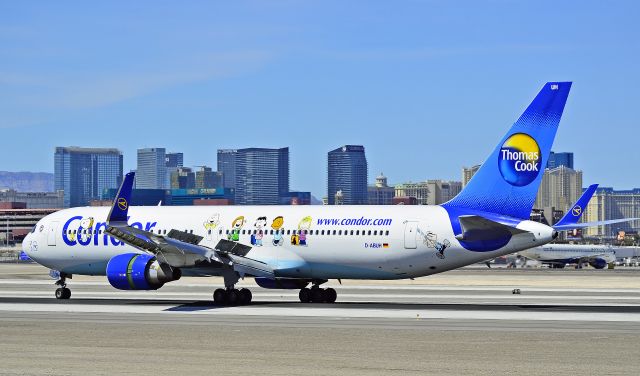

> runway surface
[2,264,640,375]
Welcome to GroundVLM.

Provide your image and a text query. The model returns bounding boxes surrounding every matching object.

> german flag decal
[383,243,389,248]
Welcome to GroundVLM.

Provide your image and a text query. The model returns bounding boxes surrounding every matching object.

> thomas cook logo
[117,198,128,211]
[498,133,541,187]
[572,205,582,216]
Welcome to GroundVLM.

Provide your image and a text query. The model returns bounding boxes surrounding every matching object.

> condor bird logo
[572,205,582,216]
[117,198,128,211]
[498,133,541,187]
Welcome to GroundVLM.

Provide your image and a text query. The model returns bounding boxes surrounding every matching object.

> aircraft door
[47,221,58,246]
[404,221,418,249]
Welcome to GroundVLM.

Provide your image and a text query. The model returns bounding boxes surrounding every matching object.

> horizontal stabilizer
[554,218,640,231]
[456,215,529,241]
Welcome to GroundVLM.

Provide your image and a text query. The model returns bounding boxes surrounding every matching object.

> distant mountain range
[0,172,54,192]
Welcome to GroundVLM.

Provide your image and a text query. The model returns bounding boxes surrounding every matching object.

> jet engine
[588,258,608,270]
[106,253,181,290]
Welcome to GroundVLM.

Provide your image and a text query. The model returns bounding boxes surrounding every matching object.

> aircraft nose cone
[22,233,32,255]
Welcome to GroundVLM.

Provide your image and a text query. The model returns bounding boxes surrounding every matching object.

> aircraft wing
[104,172,274,279]
[455,215,529,241]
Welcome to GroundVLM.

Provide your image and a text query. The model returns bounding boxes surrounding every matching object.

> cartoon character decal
[203,214,222,241]
[417,227,450,259]
[253,216,267,246]
[271,216,284,246]
[292,216,312,246]
[228,216,245,242]
[72,217,94,242]
[204,214,220,232]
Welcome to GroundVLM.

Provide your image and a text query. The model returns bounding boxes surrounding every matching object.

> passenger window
[338,230,342,235]
[356,230,360,235]
[385,230,389,236]
[350,230,354,235]
[368,230,371,235]
[242,230,246,235]
[321,230,325,235]
[219,230,222,235]
[333,230,336,235]
[287,230,291,235]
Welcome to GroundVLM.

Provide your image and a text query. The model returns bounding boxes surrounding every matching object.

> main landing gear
[299,281,337,303]
[54,273,71,300]
[213,269,252,306]
[213,288,252,306]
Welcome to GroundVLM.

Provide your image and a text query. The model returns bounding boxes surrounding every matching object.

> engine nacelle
[589,258,608,270]
[255,277,309,289]
[106,253,181,290]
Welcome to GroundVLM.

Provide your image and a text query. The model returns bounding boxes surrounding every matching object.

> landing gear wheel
[55,287,70,300]
[239,288,252,305]
[227,289,240,306]
[311,288,326,303]
[213,288,227,305]
[324,288,337,303]
[299,288,311,303]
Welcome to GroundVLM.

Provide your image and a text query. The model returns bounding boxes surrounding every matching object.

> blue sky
[1,1,638,198]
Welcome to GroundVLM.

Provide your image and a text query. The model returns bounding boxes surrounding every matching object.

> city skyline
[1,2,638,199]
[2,145,638,200]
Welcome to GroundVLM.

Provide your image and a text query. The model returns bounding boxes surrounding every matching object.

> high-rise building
[432,180,462,204]
[462,165,481,188]
[54,147,123,207]
[170,167,196,189]
[327,145,368,205]
[165,152,184,168]
[235,148,289,205]
[534,166,583,214]
[394,180,462,205]
[584,188,640,237]
[195,166,218,189]
[368,173,394,205]
[217,149,237,190]
[547,151,574,169]
[137,148,167,189]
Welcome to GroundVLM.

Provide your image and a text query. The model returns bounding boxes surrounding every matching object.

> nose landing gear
[54,273,71,300]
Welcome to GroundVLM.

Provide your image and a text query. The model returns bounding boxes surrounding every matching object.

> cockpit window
[31,225,37,233]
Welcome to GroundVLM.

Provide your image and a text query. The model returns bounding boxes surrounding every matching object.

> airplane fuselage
[24,204,554,280]
[520,244,617,266]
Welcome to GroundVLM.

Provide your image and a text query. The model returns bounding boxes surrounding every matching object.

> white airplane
[520,244,617,269]
[21,82,635,304]
[519,184,618,269]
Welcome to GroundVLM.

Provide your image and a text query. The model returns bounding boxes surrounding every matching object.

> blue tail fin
[443,82,572,219]
[553,184,598,228]
[107,172,134,225]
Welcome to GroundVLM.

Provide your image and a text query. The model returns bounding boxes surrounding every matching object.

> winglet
[107,172,134,225]
[553,184,598,228]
